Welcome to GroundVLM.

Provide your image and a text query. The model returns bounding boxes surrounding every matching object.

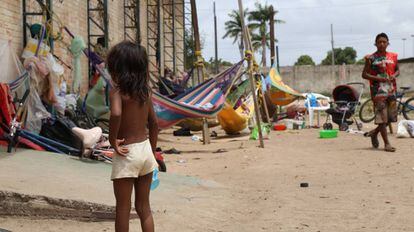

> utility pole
[402,38,407,58]
[411,35,414,57]
[238,0,265,148]
[269,5,276,67]
[190,0,210,145]
[330,24,335,79]
[330,24,335,66]
[214,1,219,74]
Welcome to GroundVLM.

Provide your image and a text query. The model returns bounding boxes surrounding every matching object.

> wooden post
[258,78,271,123]
[238,0,264,148]
[190,0,210,144]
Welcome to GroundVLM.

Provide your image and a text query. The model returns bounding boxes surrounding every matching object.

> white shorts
[111,139,157,180]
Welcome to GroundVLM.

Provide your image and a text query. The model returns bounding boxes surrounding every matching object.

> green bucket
[319,129,338,139]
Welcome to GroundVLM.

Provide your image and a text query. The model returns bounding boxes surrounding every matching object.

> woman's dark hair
[375,33,389,42]
[107,41,149,104]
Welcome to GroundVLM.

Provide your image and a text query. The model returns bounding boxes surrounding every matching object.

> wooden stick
[190,0,210,145]
[238,0,264,148]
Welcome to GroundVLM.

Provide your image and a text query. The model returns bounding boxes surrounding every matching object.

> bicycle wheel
[359,99,375,123]
[402,97,414,120]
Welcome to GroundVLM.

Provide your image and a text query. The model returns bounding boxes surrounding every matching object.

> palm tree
[248,3,284,67]
[222,9,249,60]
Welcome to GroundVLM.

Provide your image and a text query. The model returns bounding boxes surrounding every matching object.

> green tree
[184,30,196,70]
[205,57,233,72]
[223,9,249,60]
[356,57,365,64]
[295,55,315,66]
[248,2,284,67]
[321,47,357,65]
[184,30,205,70]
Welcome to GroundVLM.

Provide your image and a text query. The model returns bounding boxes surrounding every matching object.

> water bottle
[150,168,159,191]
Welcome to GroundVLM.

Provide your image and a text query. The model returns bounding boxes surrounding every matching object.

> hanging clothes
[70,36,86,93]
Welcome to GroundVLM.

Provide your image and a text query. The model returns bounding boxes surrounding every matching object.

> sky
[194,0,414,66]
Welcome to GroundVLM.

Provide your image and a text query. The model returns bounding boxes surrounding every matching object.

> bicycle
[359,86,414,123]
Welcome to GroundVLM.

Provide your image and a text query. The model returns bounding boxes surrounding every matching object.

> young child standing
[107,41,158,232]
[362,33,400,152]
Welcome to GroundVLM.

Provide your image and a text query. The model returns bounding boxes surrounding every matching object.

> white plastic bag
[397,120,414,138]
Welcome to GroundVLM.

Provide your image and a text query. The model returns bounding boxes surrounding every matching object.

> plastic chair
[304,93,331,128]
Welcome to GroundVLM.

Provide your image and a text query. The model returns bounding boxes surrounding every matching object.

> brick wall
[0,0,185,95]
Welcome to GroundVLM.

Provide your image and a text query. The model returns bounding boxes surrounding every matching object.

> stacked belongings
[0,38,83,155]
[0,21,108,157]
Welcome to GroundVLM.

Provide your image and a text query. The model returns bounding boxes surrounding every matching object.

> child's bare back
[118,95,149,144]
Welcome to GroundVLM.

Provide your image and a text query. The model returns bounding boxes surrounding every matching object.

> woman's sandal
[364,132,379,149]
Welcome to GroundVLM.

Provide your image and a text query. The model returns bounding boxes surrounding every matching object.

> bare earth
[1,122,414,232]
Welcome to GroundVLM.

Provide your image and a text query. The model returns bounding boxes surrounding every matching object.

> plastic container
[319,129,338,139]
[284,119,305,130]
[273,124,287,131]
[150,168,159,191]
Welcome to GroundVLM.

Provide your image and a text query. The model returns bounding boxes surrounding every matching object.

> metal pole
[214,1,219,74]
[47,0,53,51]
[23,0,27,47]
[157,0,164,77]
[402,38,407,58]
[269,5,275,67]
[136,0,141,44]
[172,0,177,73]
[104,0,109,48]
[238,0,264,148]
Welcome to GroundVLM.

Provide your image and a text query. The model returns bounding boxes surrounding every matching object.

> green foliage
[184,30,206,70]
[184,30,195,70]
[204,57,233,72]
[295,55,315,66]
[356,57,366,65]
[248,3,284,66]
[321,47,357,65]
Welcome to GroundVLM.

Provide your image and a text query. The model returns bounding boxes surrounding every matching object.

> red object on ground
[273,124,287,131]
[155,151,164,161]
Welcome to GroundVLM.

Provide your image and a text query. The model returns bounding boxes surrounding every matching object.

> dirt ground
[1,122,414,232]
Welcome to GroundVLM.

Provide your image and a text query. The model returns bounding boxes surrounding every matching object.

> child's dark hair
[107,41,149,104]
[375,33,389,42]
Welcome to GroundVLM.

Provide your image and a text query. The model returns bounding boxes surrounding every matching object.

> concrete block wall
[279,63,414,95]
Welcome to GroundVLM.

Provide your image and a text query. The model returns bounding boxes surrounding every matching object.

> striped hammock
[153,60,244,129]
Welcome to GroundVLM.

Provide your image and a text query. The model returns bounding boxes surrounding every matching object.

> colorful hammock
[264,64,303,106]
[153,61,244,129]
[158,68,194,97]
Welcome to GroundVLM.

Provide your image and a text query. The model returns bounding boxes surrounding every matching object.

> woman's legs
[113,178,134,232]
[135,172,154,232]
